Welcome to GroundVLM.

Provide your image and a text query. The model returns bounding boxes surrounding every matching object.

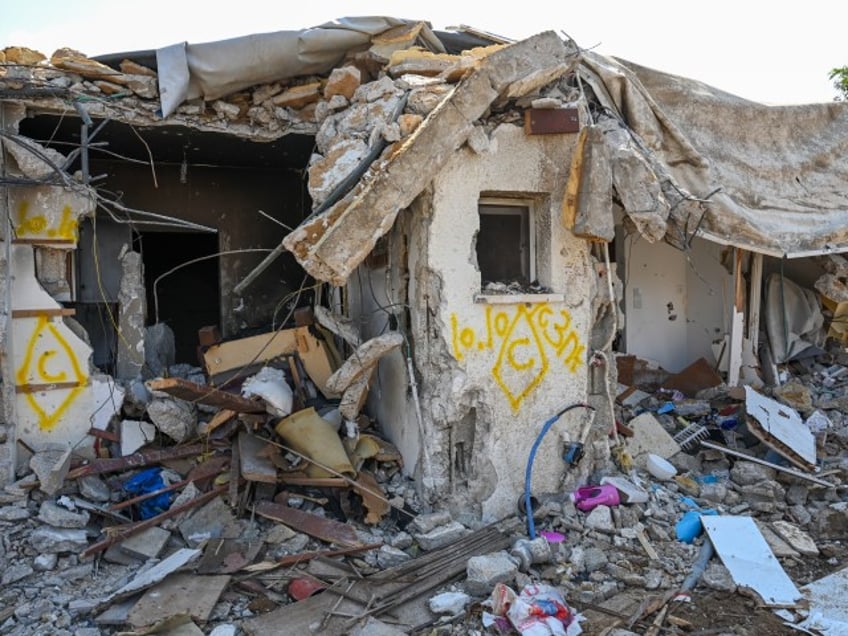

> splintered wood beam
[66,444,206,480]
[146,377,265,413]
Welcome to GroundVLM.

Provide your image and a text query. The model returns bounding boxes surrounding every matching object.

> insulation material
[579,52,848,257]
[764,273,825,363]
[156,17,445,116]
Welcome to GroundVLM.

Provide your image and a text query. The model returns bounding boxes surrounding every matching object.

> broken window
[477,199,535,287]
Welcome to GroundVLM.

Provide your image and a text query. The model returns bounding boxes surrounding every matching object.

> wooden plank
[700,441,832,487]
[146,377,265,413]
[12,308,76,318]
[198,409,236,436]
[254,501,361,547]
[238,432,278,483]
[243,520,515,635]
[203,326,338,397]
[203,329,300,378]
[16,381,85,393]
[12,238,75,245]
[127,573,231,627]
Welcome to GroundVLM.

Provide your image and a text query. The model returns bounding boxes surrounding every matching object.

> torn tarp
[156,17,445,116]
[579,51,848,257]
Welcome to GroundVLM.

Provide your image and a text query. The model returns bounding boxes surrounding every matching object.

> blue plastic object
[657,402,675,415]
[123,467,171,519]
[523,403,595,539]
[675,509,718,543]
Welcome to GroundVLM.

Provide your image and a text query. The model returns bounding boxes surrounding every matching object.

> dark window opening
[477,202,532,286]
[137,231,220,365]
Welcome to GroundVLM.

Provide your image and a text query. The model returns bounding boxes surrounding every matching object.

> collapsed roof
[3,16,848,274]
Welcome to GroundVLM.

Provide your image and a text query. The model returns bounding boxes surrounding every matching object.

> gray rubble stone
[698,482,728,503]
[73,629,101,636]
[33,553,58,571]
[429,591,470,615]
[146,397,195,443]
[0,505,30,521]
[466,550,518,595]
[29,527,88,553]
[585,505,615,533]
[409,510,452,534]
[415,520,468,551]
[730,461,776,486]
[389,530,413,549]
[208,626,237,636]
[376,545,411,569]
[786,484,809,506]
[78,475,112,502]
[2,563,34,584]
[38,501,90,528]
[702,562,737,592]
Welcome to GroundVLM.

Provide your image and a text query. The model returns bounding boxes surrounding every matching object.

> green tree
[830,66,848,101]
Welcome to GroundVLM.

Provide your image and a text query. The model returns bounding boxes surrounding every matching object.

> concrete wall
[401,124,594,521]
[623,234,732,373]
[88,161,309,338]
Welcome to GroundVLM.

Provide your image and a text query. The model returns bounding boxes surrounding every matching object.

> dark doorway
[137,231,220,364]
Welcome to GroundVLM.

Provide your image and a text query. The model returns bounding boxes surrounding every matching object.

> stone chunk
[119,59,156,77]
[31,448,72,496]
[429,591,470,615]
[0,505,30,521]
[147,397,195,443]
[466,551,518,595]
[33,553,58,571]
[771,520,819,556]
[4,46,46,65]
[29,527,88,553]
[398,113,423,137]
[2,563,34,585]
[272,82,322,109]
[409,510,453,534]
[121,419,157,456]
[584,505,615,533]
[729,460,776,486]
[376,545,411,569]
[324,66,361,100]
[414,520,468,551]
[51,48,120,80]
[38,500,90,528]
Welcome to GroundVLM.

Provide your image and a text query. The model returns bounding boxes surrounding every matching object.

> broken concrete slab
[30,447,72,495]
[38,500,89,528]
[121,419,157,456]
[771,520,819,556]
[325,332,404,394]
[116,250,146,380]
[146,396,196,443]
[466,550,518,595]
[562,125,614,242]
[283,31,575,285]
[118,526,171,561]
[98,548,202,607]
[624,412,681,465]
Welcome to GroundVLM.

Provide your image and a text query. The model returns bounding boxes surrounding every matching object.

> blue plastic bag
[123,467,171,519]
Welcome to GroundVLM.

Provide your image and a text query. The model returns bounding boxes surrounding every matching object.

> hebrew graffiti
[15,201,79,241]
[16,315,88,431]
[451,304,586,411]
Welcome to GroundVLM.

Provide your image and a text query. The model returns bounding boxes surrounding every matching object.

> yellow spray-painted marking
[15,202,78,240]
[450,302,585,412]
[16,315,87,431]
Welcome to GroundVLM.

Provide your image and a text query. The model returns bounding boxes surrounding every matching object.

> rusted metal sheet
[254,501,361,547]
[525,107,580,135]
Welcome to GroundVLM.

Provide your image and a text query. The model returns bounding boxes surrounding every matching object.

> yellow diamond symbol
[492,306,549,412]
[16,315,87,431]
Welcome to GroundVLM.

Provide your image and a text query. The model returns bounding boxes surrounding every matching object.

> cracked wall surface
[407,123,595,520]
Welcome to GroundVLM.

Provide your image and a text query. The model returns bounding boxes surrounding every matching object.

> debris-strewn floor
[1,340,847,635]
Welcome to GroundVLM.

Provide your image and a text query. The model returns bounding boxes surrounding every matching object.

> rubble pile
[0,318,845,634]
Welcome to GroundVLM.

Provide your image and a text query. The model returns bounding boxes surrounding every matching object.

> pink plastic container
[570,484,620,512]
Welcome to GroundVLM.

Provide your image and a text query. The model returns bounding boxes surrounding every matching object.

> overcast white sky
[2,0,845,105]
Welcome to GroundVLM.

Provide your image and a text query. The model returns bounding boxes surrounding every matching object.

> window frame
[477,197,537,286]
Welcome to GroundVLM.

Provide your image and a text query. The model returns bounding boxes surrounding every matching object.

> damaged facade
[1,15,848,635]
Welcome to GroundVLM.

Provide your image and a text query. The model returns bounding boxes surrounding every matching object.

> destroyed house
[1,15,848,530]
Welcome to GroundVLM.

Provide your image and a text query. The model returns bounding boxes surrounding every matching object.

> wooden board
[146,377,264,413]
[744,386,816,470]
[202,326,338,397]
[127,573,230,627]
[254,501,361,547]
